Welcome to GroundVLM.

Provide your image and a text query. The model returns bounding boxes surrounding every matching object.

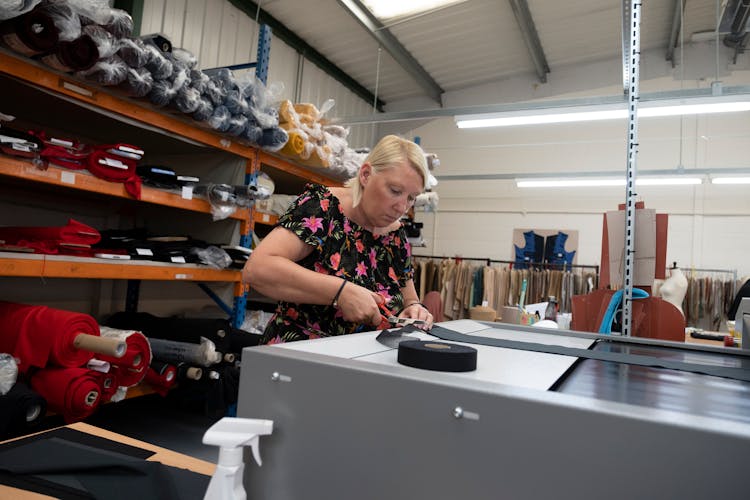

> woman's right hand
[336,281,384,326]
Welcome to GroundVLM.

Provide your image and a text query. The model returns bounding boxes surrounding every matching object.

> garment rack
[413,255,600,273]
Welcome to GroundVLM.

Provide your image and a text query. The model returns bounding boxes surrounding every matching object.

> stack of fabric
[0,1,288,152]
[276,99,364,181]
[0,301,140,425]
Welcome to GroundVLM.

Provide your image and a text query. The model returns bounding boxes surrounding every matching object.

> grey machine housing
[238,320,750,500]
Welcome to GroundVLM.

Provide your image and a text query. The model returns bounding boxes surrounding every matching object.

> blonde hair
[346,135,428,207]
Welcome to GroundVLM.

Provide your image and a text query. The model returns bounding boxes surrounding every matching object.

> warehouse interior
[1,0,749,499]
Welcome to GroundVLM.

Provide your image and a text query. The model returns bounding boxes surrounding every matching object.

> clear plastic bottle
[544,296,558,322]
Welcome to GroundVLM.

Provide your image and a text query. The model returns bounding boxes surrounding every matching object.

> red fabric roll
[97,370,120,402]
[87,148,141,199]
[96,327,151,387]
[31,367,102,423]
[0,218,100,254]
[145,363,177,397]
[0,302,99,372]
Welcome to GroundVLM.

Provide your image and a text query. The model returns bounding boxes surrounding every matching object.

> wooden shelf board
[0,156,250,221]
[0,252,242,281]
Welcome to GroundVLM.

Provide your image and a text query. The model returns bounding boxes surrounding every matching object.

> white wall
[410,97,750,277]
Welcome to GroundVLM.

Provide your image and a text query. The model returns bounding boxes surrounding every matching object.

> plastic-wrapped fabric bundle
[259,126,288,152]
[190,245,232,269]
[242,118,262,144]
[41,33,99,72]
[99,7,133,39]
[148,76,179,107]
[227,113,248,137]
[279,129,306,157]
[190,68,209,93]
[225,89,249,115]
[79,55,128,85]
[203,78,226,106]
[208,105,231,132]
[0,0,40,21]
[39,1,81,41]
[117,37,149,68]
[172,47,197,69]
[0,353,17,395]
[143,43,172,80]
[174,84,201,113]
[120,66,153,97]
[82,23,117,58]
[192,96,213,122]
[214,67,235,90]
[0,5,58,55]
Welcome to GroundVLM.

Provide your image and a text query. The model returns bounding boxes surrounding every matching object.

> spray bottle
[203,417,274,500]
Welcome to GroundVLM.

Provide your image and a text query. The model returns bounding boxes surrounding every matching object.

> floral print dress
[260,184,414,344]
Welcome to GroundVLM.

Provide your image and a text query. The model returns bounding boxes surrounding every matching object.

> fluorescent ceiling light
[711,177,750,184]
[456,95,750,129]
[362,0,466,20]
[516,177,704,188]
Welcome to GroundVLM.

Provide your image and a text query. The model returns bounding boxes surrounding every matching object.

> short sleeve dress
[259,184,414,344]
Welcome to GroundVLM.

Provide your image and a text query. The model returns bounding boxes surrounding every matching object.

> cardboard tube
[73,333,126,358]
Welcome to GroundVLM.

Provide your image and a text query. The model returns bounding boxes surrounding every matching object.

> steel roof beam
[666,0,683,67]
[337,0,445,105]
[508,0,550,83]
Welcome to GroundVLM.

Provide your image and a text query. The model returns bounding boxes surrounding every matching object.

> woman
[243,135,433,344]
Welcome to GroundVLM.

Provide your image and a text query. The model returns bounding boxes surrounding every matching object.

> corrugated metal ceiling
[258,0,739,107]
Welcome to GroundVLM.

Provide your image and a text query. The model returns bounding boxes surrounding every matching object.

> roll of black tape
[397,340,477,372]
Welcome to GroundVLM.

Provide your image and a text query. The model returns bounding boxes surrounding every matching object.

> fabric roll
[0,381,46,439]
[0,7,58,56]
[117,37,149,68]
[148,337,221,367]
[87,148,141,199]
[30,367,101,423]
[80,55,128,86]
[121,66,153,97]
[279,130,305,157]
[0,302,100,372]
[145,360,177,397]
[104,312,244,354]
[0,218,100,254]
[97,327,151,387]
[258,126,288,152]
[40,34,99,72]
[0,0,41,21]
[97,370,119,402]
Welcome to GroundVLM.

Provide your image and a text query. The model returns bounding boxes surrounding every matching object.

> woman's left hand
[399,302,433,330]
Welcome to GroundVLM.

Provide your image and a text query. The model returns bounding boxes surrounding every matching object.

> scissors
[378,302,427,329]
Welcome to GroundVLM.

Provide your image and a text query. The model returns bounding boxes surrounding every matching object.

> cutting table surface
[277,319,750,424]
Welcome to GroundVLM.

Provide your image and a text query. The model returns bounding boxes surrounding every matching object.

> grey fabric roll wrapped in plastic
[79,55,128,85]
[259,127,288,152]
[190,69,209,93]
[117,37,149,68]
[144,44,172,80]
[121,66,153,97]
[204,78,226,106]
[82,24,117,59]
[225,89,249,115]
[243,118,263,145]
[172,47,198,69]
[192,97,214,122]
[227,114,248,137]
[174,85,201,114]
[208,105,231,132]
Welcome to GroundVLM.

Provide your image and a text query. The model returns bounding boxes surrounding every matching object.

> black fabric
[1,427,153,459]
[416,324,750,383]
[0,436,209,500]
[397,340,477,372]
[0,382,46,439]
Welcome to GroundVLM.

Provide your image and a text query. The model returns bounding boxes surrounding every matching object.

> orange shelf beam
[0,253,242,281]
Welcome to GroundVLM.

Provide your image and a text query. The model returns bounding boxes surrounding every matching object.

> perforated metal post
[255,24,272,85]
[622,1,642,337]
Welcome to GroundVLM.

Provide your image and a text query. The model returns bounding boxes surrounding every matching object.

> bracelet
[331,278,347,308]
[402,301,425,311]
